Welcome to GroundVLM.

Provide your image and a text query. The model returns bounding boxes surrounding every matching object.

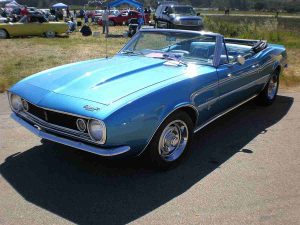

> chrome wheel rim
[46,31,55,38]
[267,74,278,100]
[0,30,7,39]
[158,120,189,162]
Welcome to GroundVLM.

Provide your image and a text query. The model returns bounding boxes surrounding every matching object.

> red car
[98,10,150,26]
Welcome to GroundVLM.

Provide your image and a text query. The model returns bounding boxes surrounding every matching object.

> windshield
[120,31,216,65]
[172,6,196,15]
[19,15,48,23]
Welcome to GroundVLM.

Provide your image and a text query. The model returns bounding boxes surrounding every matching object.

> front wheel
[145,111,194,170]
[256,70,280,106]
[0,29,8,39]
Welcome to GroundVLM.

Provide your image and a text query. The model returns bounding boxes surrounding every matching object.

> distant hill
[15,0,300,12]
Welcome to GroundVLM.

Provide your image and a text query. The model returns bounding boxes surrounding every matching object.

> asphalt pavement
[0,91,299,225]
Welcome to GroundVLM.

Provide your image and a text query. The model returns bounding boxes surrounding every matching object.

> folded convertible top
[252,40,268,53]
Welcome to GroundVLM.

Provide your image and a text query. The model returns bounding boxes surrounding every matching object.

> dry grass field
[0,26,127,92]
[0,23,299,92]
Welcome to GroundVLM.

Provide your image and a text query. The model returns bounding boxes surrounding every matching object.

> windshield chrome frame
[118,29,223,67]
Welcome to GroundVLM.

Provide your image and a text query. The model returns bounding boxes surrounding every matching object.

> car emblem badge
[34,125,42,131]
[84,105,100,112]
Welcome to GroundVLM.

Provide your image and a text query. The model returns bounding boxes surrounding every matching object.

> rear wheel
[145,111,194,170]
[256,69,280,106]
[45,30,56,38]
[109,20,115,26]
[0,29,8,39]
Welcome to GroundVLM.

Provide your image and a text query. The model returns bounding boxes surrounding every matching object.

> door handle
[227,73,233,77]
[252,64,259,68]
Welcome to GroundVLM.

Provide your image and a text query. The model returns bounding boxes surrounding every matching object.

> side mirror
[162,10,167,15]
[236,55,245,65]
[197,13,200,16]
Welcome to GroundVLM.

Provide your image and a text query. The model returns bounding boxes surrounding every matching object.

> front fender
[104,81,197,155]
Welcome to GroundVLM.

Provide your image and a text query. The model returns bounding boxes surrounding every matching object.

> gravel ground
[0,91,299,225]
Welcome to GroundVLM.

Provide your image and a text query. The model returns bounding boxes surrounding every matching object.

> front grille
[17,101,99,145]
[27,102,83,131]
[181,20,199,26]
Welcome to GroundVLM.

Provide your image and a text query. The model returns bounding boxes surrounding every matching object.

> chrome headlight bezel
[87,119,106,144]
[8,93,24,112]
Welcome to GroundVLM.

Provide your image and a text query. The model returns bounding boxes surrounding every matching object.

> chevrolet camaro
[8,29,287,169]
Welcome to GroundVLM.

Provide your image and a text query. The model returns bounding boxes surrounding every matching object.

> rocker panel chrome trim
[194,94,258,133]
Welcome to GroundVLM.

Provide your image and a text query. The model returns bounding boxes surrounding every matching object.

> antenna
[105,35,108,59]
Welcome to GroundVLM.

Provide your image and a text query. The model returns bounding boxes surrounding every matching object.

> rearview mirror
[237,55,245,65]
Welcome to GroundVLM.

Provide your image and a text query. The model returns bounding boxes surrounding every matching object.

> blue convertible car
[8,29,287,169]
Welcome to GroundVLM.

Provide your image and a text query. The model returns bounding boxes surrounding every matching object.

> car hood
[21,56,187,105]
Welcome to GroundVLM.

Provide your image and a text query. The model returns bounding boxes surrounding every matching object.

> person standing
[66,7,70,18]
[73,9,77,18]
[102,7,109,37]
[20,6,29,17]
[84,13,89,24]
[137,7,144,30]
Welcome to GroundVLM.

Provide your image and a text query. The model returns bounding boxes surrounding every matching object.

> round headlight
[76,118,86,132]
[88,119,106,144]
[10,94,23,112]
[174,17,181,25]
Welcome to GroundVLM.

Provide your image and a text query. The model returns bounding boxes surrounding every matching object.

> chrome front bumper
[11,113,131,157]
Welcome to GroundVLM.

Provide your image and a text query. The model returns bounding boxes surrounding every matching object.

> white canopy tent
[5,0,22,8]
[0,0,12,7]
[0,0,13,3]
[52,3,68,9]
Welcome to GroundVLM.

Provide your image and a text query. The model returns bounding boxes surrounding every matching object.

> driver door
[216,42,259,112]
[24,16,44,35]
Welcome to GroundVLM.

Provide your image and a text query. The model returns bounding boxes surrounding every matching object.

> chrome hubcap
[158,120,188,162]
[267,75,278,100]
[0,30,7,38]
[46,31,55,37]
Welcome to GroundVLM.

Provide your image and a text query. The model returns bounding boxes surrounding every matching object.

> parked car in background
[85,10,95,18]
[0,15,68,38]
[8,29,287,169]
[98,10,150,26]
[94,9,104,22]
[109,9,119,16]
[0,16,7,23]
[154,3,203,30]
[28,7,38,14]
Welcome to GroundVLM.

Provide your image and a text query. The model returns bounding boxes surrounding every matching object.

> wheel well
[0,28,9,37]
[173,106,198,126]
[275,65,281,75]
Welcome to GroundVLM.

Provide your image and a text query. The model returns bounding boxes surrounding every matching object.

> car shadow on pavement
[0,95,294,225]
